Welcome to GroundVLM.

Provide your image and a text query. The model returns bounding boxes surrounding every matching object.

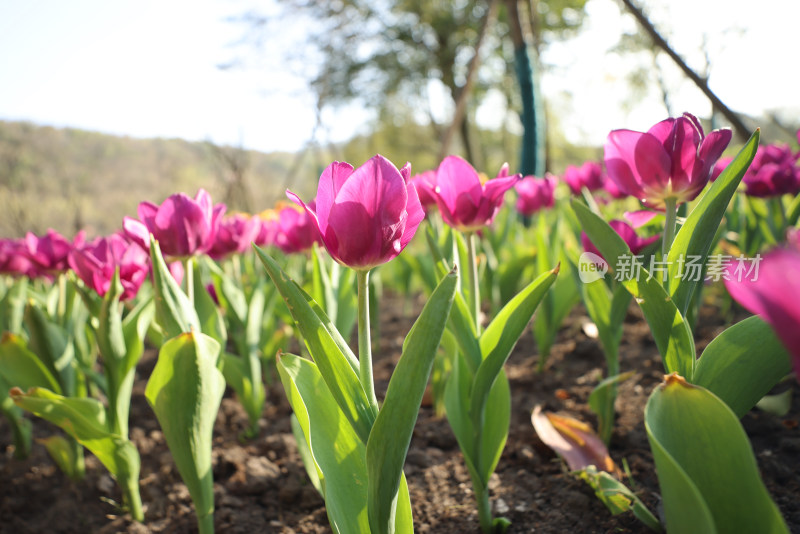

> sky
[0,0,797,154]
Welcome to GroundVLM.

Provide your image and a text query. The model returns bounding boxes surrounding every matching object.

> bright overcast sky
[0,0,797,153]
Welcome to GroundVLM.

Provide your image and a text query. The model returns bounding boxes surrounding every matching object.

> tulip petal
[315,161,355,234]
[605,130,650,198]
[435,155,483,220]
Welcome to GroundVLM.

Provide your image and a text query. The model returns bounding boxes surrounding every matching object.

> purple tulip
[208,212,262,260]
[604,112,732,209]
[409,170,438,210]
[273,204,322,255]
[724,230,800,377]
[515,175,557,216]
[253,210,278,247]
[431,155,521,232]
[68,232,150,300]
[581,220,659,261]
[741,144,800,197]
[123,189,225,259]
[563,161,605,195]
[23,229,85,278]
[287,154,425,271]
[0,238,36,278]
[602,174,628,200]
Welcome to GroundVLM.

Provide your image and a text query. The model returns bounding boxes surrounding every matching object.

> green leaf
[668,129,760,314]
[23,303,76,395]
[588,371,635,445]
[149,238,200,338]
[366,269,456,534]
[11,386,143,519]
[278,353,370,533]
[645,375,788,534]
[694,316,791,417]
[145,331,224,529]
[255,245,376,443]
[477,371,510,483]
[0,372,32,459]
[0,277,27,335]
[472,267,558,433]
[576,466,662,532]
[290,413,322,494]
[193,259,227,352]
[425,227,482,372]
[572,201,695,379]
[0,333,62,394]
[221,351,265,432]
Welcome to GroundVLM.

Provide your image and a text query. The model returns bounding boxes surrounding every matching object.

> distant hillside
[0,121,324,238]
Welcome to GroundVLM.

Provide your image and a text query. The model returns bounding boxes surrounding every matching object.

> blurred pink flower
[725,230,800,378]
[0,238,36,278]
[563,161,605,195]
[23,229,85,278]
[274,204,322,255]
[431,155,520,232]
[581,220,659,261]
[123,189,225,258]
[515,175,556,216]
[604,112,731,209]
[288,154,424,271]
[208,212,262,260]
[68,232,150,300]
[409,170,438,210]
[741,144,800,197]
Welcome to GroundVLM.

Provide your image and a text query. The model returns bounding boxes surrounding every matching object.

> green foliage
[259,245,456,534]
[145,332,225,534]
[645,375,788,534]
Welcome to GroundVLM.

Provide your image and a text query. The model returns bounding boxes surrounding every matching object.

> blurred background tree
[224,0,590,175]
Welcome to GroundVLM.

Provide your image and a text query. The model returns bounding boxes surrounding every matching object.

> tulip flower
[0,238,36,278]
[604,113,731,210]
[515,175,557,216]
[409,170,438,210]
[287,154,424,271]
[711,157,732,183]
[254,210,278,247]
[741,144,800,198]
[273,204,322,255]
[602,175,628,200]
[724,230,800,377]
[581,219,659,261]
[208,212,262,260]
[22,229,84,278]
[123,189,225,259]
[68,232,150,300]
[431,155,521,233]
[563,161,606,196]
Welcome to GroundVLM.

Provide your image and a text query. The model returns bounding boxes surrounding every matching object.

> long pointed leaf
[694,316,791,417]
[255,245,376,443]
[366,270,456,534]
[572,201,695,379]
[645,374,787,533]
[668,129,760,314]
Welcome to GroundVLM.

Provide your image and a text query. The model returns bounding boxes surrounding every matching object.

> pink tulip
[725,230,800,377]
[431,155,521,232]
[602,175,628,199]
[0,238,36,278]
[710,157,732,183]
[208,212,262,260]
[287,154,424,271]
[254,210,278,247]
[274,204,321,255]
[123,189,225,259]
[23,229,85,278]
[563,161,605,195]
[515,175,556,216]
[69,232,150,300]
[581,220,659,261]
[604,112,731,209]
[409,170,438,210]
[741,144,800,198]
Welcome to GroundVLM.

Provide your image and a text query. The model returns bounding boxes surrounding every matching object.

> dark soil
[2,293,799,533]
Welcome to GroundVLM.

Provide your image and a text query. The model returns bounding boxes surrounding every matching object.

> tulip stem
[357,269,379,411]
[662,197,678,259]
[466,232,481,335]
